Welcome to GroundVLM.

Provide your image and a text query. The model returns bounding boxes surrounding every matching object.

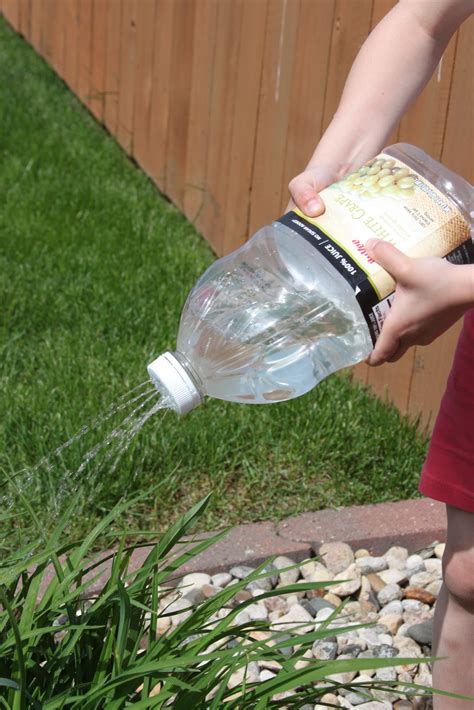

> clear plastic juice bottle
[148,144,473,414]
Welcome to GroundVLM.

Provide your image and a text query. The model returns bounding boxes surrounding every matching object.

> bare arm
[288,0,474,216]
[287,0,474,366]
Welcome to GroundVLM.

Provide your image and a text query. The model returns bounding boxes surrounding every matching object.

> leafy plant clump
[0,494,448,709]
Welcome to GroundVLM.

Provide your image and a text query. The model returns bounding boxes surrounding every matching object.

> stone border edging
[79,499,444,593]
[173,498,446,577]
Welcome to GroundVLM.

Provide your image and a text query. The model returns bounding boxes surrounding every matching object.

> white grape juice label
[278,153,472,344]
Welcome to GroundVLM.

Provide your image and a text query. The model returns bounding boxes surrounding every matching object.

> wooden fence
[1,0,473,430]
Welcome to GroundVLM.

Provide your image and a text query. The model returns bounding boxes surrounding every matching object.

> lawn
[0,18,428,546]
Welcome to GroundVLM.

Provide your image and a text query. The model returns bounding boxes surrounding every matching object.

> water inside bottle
[177,225,371,404]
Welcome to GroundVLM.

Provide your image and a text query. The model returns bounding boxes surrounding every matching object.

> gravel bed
[159,541,445,709]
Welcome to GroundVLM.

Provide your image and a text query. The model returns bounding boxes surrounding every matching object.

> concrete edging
[80,498,446,593]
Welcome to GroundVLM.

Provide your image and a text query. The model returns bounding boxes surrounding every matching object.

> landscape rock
[409,570,440,588]
[404,587,436,605]
[178,572,212,603]
[378,599,403,616]
[324,592,342,606]
[330,564,361,597]
[271,603,314,634]
[366,573,385,594]
[246,602,268,621]
[317,693,339,707]
[201,583,220,599]
[312,639,338,660]
[273,555,300,585]
[378,583,403,605]
[304,561,335,584]
[358,627,393,649]
[263,595,288,613]
[434,543,445,559]
[375,666,397,682]
[373,643,398,658]
[355,556,388,574]
[301,597,336,618]
[211,572,232,588]
[406,554,426,575]
[319,541,355,574]
[234,609,250,625]
[228,661,259,688]
[379,613,403,635]
[393,636,423,672]
[385,546,409,570]
[378,568,407,586]
[166,597,193,625]
[417,544,437,560]
[425,579,443,598]
[259,669,276,682]
[414,666,433,687]
[229,565,255,579]
[406,619,433,646]
[326,653,358,684]
[155,539,444,708]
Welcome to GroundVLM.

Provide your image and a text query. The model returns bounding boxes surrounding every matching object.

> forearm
[451,264,474,310]
[307,1,458,177]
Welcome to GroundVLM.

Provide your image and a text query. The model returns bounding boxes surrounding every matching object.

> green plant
[0,493,452,709]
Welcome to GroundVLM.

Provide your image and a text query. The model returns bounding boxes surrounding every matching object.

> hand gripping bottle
[148,144,473,414]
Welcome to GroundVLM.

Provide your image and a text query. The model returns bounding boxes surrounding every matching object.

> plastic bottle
[148,144,473,414]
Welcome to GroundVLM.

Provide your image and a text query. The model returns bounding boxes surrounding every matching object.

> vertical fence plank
[221,0,268,253]
[62,0,79,91]
[279,0,335,215]
[131,0,156,171]
[18,0,31,37]
[147,0,174,191]
[48,0,65,75]
[40,0,55,65]
[165,0,196,211]
[2,0,20,28]
[116,0,137,152]
[195,0,243,253]
[89,0,108,122]
[441,17,474,183]
[104,0,122,137]
[399,37,458,160]
[321,0,373,131]
[182,0,218,229]
[76,0,93,107]
[30,0,43,52]
[248,0,301,236]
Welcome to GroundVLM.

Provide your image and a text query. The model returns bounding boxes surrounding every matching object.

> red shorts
[420,310,474,513]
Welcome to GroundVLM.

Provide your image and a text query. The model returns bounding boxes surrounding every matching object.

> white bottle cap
[147,352,203,415]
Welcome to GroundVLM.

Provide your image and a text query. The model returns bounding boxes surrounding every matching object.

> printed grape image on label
[278,152,472,344]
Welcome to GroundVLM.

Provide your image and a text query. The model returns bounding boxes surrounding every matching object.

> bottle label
[278,153,472,344]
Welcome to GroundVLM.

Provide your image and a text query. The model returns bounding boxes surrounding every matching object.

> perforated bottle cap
[147,352,203,415]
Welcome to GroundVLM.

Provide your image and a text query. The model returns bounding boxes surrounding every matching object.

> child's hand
[287,164,339,217]
[365,239,474,366]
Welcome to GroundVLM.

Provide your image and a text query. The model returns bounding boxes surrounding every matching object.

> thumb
[288,171,326,218]
[365,239,411,282]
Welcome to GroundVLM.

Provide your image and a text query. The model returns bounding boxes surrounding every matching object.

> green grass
[0,17,428,545]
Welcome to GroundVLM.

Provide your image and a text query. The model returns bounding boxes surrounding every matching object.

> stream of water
[1,380,171,533]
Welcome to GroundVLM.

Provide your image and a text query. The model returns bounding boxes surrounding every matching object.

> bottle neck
[171,351,205,397]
